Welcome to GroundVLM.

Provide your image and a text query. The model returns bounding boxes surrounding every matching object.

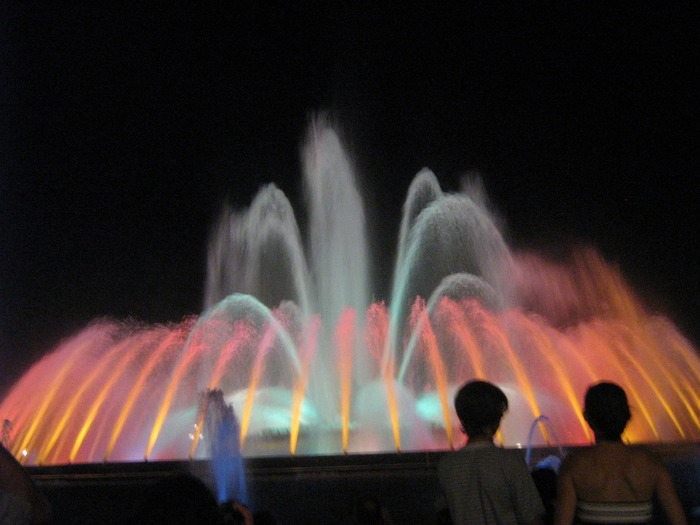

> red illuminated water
[2,246,698,465]
[2,121,699,465]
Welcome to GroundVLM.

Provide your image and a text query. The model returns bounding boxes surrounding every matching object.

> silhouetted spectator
[131,472,223,525]
[553,381,687,525]
[436,506,452,525]
[531,464,557,525]
[434,494,452,524]
[438,380,544,525]
[345,495,395,524]
[0,443,51,524]
[220,500,253,525]
[252,510,277,525]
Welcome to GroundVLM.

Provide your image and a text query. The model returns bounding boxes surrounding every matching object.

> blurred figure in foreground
[553,381,687,525]
[131,472,224,525]
[438,380,544,525]
[531,456,560,525]
[345,495,395,524]
[0,443,52,524]
[220,500,254,525]
[201,389,248,506]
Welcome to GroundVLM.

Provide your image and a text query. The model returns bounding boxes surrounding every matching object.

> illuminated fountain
[2,119,699,466]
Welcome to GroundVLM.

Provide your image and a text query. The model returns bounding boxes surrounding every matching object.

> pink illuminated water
[2,120,699,465]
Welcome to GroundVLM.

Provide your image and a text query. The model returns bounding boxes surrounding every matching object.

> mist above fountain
[2,118,699,465]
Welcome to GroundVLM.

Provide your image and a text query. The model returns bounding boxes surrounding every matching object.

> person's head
[583,381,631,441]
[131,473,224,525]
[220,500,253,525]
[454,380,508,439]
[252,510,278,525]
[354,496,382,524]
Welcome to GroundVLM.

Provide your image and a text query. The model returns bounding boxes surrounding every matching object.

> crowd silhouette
[1,381,692,524]
[435,380,687,525]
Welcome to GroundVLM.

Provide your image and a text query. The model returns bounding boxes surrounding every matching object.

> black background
[1,3,697,394]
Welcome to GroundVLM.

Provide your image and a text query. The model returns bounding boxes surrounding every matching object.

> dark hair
[454,380,508,437]
[354,496,383,524]
[253,510,278,525]
[584,381,631,441]
[220,501,247,525]
[131,473,224,525]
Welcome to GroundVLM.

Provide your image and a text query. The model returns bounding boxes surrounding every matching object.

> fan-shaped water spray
[2,119,699,465]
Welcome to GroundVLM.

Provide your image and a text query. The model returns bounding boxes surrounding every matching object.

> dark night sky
[1,4,697,394]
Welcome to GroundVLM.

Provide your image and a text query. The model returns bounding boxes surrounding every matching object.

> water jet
[2,118,699,465]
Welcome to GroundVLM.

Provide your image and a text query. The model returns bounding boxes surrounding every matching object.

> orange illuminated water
[2,247,698,465]
[2,122,699,464]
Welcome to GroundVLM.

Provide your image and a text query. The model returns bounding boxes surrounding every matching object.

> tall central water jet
[2,117,699,465]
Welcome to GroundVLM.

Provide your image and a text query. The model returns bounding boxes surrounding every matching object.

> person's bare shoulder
[559,447,595,473]
[627,446,668,476]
